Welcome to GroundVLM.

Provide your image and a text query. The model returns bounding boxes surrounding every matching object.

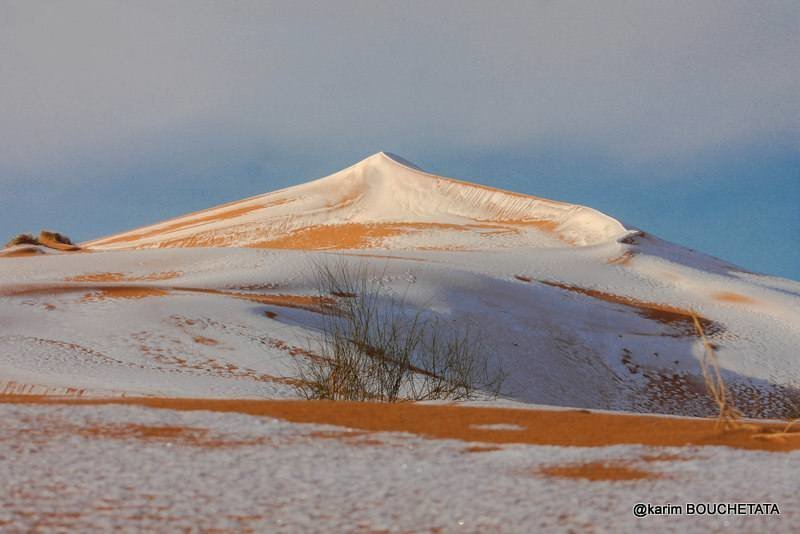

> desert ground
[2,153,798,532]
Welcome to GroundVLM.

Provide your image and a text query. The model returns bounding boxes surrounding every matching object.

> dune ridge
[83,152,627,251]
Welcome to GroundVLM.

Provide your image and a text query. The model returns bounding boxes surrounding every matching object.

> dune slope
[83,152,627,250]
[1,153,799,418]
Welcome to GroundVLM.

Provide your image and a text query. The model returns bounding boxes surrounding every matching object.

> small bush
[293,262,505,402]
[691,312,741,428]
[5,233,40,248]
[39,230,73,245]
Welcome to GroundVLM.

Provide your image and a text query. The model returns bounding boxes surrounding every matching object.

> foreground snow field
[1,400,797,533]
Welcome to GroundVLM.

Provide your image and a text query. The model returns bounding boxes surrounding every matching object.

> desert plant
[690,311,741,428]
[5,230,76,249]
[691,311,800,440]
[38,230,73,245]
[293,261,504,402]
[4,233,40,248]
[770,396,800,436]
[787,397,800,421]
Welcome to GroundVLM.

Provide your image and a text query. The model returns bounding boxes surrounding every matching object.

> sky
[1,1,798,278]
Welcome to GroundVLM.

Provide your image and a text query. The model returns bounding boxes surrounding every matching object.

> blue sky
[1,1,798,278]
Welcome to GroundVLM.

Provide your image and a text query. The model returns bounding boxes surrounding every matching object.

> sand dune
[1,154,798,418]
[2,153,800,532]
[84,152,627,251]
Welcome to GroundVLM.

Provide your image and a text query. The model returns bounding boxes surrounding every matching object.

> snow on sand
[1,398,797,532]
[1,153,799,532]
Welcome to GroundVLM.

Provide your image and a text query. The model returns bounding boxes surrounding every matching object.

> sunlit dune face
[121,218,573,251]
[251,223,408,249]
[87,197,294,247]
[79,153,629,251]
[249,222,518,250]
[245,220,568,250]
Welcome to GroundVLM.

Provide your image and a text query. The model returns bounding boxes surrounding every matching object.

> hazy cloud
[1,0,797,176]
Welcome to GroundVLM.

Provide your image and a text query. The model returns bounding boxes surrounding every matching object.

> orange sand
[192,336,219,346]
[87,197,293,247]
[250,223,458,250]
[607,250,635,266]
[81,287,169,302]
[66,271,182,283]
[639,453,692,463]
[175,287,333,314]
[1,397,797,452]
[541,280,721,334]
[538,461,659,481]
[713,292,757,304]
[462,445,503,453]
[248,221,565,250]
[1,381,89,397]
[0,283,329,314]
[77,423,266,448]
[37,237,81,251]
[488,218,561,234]
[0,285,87,298]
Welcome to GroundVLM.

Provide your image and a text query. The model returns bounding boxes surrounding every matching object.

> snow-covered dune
[2,153,799,418]
[83,152,627,250]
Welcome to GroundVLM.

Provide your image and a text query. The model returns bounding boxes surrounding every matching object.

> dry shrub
[5,230,75,249]
[293,262,505,402]
[691,309,800,441]
[788,398,800,421]
[690,311,741,428]
[771,398,800,437]
[5,233,40,248]
[39,230,73,245]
